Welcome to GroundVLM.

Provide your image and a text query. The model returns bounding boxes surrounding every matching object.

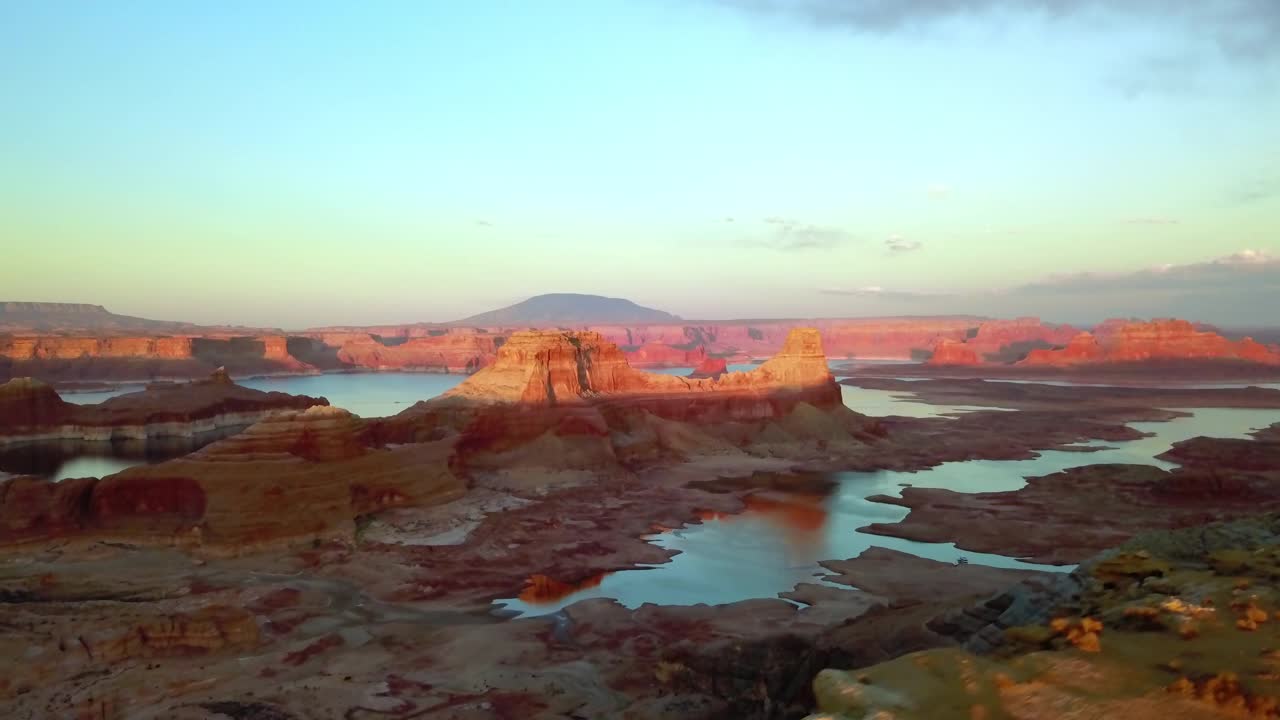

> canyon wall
[1020,319,1280,366]
[6,316,1279,384]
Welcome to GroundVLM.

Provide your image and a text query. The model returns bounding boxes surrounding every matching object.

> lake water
[496,403,1280,615]
[62,372,471,418]
[0,432,242,482]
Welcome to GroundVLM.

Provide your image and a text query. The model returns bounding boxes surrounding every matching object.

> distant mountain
[454,293,681,327]
[0,302,214,334]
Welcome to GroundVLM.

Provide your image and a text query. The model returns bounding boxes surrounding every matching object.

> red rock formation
[1021,332,1105,365]
[0,406,464,550]
[961,317,1078,361]
[623,342,706,367]
[0,333,316,383]
[1,317,996,383]
[332,331,500,373]
[436,327,837,408]
[925,339,980,366]
[378,328,873,473]
[0,370,326,445]
[689,357,728,379]
[1020,319,1280,366]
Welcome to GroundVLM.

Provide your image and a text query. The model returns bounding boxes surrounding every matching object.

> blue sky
[2,0,1277,326]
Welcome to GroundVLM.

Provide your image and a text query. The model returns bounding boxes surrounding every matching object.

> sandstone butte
[1019,318,1280,366]
[0,405,463,552]
[924,338,981,366]
[958,317,1078,362]
[0,317,991,384]
[1,328,881,553]
[6,315,1280,385]
[0,368,326,446]
[688,356,729,378]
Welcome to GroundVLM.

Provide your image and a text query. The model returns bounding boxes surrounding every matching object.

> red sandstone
[1021,319,1280,366]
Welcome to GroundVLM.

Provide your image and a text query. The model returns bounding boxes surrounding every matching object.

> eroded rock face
[436,327,837,407]
[0,371,327,445]
[0,406,464,551]
[377,328,867,474]
[331,330,500,373]
[961,317,1078,362]
[860,423,1280,565]
[1021,319,1280,366]
[806,515,1280,720]
[689,357,728,379]
[925,338,980,366]
[623,342,707,368]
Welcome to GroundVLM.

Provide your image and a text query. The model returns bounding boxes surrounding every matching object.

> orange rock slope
[1021,319,1280,366]
[0,405,464,552]
[925,338,981,366]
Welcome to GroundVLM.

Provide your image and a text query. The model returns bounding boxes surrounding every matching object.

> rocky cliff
[925,338,981,366]
[0,370,327,445]
[0,406,464,551]
[1021,319,1280,366]
[380,327,875,473]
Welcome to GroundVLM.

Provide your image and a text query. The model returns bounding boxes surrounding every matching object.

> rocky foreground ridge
[806,514,1280,719]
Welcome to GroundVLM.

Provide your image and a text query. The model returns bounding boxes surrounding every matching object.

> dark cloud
[885,235,923,253]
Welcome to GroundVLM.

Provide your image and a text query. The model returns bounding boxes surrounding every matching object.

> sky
[1,0,1277,328]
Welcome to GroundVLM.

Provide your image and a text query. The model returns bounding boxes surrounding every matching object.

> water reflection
[0,431,241,481]
[59,372,471,418]
[498,405,1279,615]
[518,572,612,605]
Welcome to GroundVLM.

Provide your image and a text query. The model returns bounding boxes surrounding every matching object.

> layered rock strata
[0,370,326,446]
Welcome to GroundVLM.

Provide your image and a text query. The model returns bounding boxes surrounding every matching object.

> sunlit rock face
[689,357,728,379]
[0,405,464,553]
[925,338,981,366]
[378,328,873,473]
[1021,319,1280,366]
[436,327,839,408]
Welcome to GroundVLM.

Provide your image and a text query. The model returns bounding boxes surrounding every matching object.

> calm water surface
[63,372,470,418]
[497,401,1280,615]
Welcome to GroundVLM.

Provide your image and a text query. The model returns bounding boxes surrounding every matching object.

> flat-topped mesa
[925,338,980,366]
[0,405,464,551]
[1020,319,1280,366]
[0,369,328,446]
[0,377,75,430]
[438,327,837,407]
[688,356,728,379]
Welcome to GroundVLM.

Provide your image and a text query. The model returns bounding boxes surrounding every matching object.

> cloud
[816,249,1280,324]
[926,183,951,199]
[474,219,493,227]
[710,1,1280,60]
[885,235,923,253]
[1227,175,1280,204]
[820,285,951,300]
[745,217,853,251]
[1121,216,1179,225]
[1015,249,1277,291]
